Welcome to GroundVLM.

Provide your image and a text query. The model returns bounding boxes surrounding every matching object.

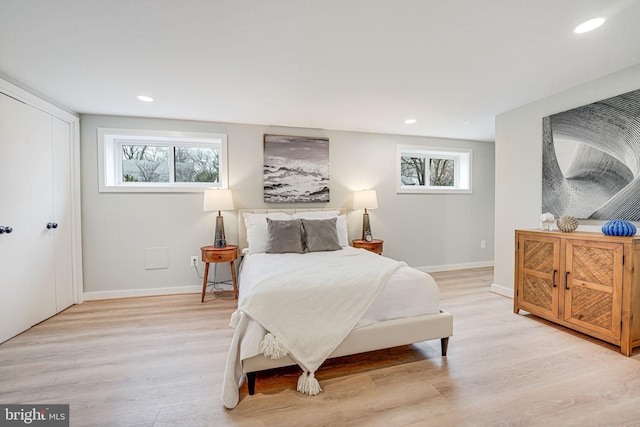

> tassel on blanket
[259,332,289,359]
[296,371,322,396]
[297,371,308,392]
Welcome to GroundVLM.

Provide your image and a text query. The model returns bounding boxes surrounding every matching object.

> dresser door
[516,233,560,319]
[563,239,623,340]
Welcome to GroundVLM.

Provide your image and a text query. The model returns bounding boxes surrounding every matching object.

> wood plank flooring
[2,268,640,426]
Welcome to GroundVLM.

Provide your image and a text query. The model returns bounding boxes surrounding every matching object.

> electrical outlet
[190,256,198,267]
[480,240,486,249]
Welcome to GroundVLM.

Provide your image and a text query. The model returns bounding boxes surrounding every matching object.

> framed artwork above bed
[263,134,330,203]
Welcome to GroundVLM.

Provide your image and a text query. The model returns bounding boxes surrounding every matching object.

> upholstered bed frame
[237,209,453,395]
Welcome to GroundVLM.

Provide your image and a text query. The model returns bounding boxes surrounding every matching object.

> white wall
[493,63,640,297]
[80,115,494,298]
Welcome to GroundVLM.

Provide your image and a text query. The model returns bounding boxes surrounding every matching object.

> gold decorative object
[557,215,579,232]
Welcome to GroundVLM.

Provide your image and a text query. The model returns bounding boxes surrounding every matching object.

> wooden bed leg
[441,337,449,356]
[247,372,256,395]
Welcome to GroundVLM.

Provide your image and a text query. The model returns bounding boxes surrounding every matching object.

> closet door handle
[565,271,570,290]
[552,269,557,288]
[46,222,59,229]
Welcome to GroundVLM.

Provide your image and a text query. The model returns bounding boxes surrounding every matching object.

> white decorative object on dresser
[0,77,82,344]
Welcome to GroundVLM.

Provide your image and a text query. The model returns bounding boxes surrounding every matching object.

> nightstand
[200,245,238,302]
[352,239,383,255]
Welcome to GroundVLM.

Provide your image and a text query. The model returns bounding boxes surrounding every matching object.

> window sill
[99,184,218,193]
[397,187,472,194]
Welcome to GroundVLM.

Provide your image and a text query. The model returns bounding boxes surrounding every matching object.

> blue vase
[602,220,637,236]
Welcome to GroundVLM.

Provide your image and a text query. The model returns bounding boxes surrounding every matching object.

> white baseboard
[83,285,204,301]
[490,283,514,299]
[416,260,494,273]
[83,264,500,301]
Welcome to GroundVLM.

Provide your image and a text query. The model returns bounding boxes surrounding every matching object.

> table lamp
[203,189,235,248]
[353,189,378,241]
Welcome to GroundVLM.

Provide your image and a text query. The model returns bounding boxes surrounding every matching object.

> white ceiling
[1,0,639,142]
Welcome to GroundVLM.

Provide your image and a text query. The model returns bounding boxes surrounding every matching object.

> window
[397,144,472,193]
[98,128,228,192]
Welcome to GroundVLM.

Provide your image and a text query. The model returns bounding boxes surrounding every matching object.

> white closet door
[52,116,74,311]
[0,93,56,343]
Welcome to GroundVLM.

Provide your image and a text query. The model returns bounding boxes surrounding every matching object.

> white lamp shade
[353,189,378,210]
[203,189,235,212]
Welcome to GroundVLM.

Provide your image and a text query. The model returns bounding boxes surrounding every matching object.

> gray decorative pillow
[266,219,305,254]
[301,218,341,252]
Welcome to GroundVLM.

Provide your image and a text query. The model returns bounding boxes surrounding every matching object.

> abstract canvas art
[263,134,330,203]
[542,88,640,221]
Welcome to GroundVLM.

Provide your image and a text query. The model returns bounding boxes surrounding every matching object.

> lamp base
[362,212,372,240]
[214,215,227,248]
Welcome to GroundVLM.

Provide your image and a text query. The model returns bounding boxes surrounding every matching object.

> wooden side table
[201,245,238,302]
[352,239,383,255]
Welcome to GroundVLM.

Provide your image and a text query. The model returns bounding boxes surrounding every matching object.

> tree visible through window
[174,147,219,183]
[120,145,221,183]
[122,145,170,182]
[429,158,454,186]
[397,145,472,193]
[98,128,228,192]
[400,157,426,186]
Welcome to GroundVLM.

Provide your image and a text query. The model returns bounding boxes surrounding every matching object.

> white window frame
[98,128,228,192]
[397,144,472,194]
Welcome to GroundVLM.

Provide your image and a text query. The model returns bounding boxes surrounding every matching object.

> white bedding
[237,246,440,362]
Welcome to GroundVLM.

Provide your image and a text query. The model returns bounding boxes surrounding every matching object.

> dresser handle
[552,269,557,288]
[565,271,570,290]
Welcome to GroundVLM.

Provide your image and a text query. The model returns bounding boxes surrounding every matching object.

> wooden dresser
[514,229,640,356]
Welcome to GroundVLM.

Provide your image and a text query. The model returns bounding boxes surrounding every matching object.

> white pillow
[292,211,348,246]
[243,212,292,253]
[335,215,349,247]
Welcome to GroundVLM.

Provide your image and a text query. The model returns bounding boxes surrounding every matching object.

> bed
[221,208,453,409]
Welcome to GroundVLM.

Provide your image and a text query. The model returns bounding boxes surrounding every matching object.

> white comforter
[239,247,440,329]
[221,247,440,408]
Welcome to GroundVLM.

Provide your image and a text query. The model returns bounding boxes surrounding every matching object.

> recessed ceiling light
[137,95,154,102]
[463,121,472,125]
[404,118,416,124]
[574,17,605,34]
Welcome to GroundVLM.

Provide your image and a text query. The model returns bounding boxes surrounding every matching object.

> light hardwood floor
[2,268,640,426]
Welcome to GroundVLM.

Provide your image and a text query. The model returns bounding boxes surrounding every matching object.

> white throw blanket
[221,250,405,408]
